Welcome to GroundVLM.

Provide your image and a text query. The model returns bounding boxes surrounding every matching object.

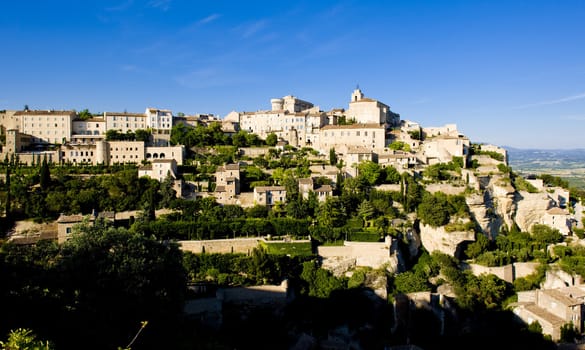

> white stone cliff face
[513,191,553,233]
[419,223,475,257]
[488,176,517,232]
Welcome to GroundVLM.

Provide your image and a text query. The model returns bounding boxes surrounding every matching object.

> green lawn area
[261,241,314,256]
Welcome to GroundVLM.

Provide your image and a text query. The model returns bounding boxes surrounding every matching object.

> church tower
[351,87,364,102]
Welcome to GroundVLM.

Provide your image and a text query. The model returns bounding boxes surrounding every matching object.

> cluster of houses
[4,89,585,341]
[0,88,476,206]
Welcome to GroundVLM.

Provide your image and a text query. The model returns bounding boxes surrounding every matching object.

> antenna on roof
[356,83,360,90]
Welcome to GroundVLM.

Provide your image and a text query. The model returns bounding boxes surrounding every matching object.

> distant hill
[505,147,585,189]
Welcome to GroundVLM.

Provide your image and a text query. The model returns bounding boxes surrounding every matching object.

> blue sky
[2,0,584,149]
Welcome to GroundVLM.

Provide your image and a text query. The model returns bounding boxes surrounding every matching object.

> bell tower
[351,86,364,102]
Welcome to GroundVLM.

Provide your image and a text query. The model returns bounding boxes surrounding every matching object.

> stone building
[319,123,386,155]
[253,186,286,206]
[16,110,76,144]
[346,88,399,126]
[104,111,147,135]
[513,284,585,341]
[71,117,107,144]
[298,177,333,202]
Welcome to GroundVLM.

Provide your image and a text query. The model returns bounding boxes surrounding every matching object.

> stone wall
[318,239,394,274]
[179,237,261,254]
[424,183,467,196]
[464,262,539,283]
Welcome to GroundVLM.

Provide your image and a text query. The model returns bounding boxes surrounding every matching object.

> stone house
[542,207,572,236]
[420,134,470,165]
[56,213,95,243]
[512,284,585,341]
[253,186,286,206]
[215,163,241,197]
[377,150,418,170]
[138,158,182,197]
[298,177,333,202]
[319,124,386,156]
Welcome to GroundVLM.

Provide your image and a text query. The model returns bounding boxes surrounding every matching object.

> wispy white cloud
[148,0,171,11]
[236,20,269,38]
[514,92,585,109]
[198,13,221,25]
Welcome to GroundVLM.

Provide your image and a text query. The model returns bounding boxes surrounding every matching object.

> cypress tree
[39,156,50,191]
[5,166,10,216]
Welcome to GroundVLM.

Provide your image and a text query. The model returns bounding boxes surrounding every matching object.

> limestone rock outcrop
[418,223,475,257]
[488,176,516,231]
[513,191,553,233]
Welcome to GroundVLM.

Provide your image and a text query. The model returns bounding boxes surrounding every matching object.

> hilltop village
[1,89,585,349]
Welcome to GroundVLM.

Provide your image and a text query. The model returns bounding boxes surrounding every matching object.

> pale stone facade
[145,145,185,165]
[138,158,177,181]
[319,124,386,155]
[71,118,107,144]
[270,95,314,113]
[17,110,76,144]
[298,177,333,202]
[56,214,94,244]
[56,142,184,166]
[253,186,286,206]
[104,112,147,134]
[215,163,241,198]
[145,107,173,145]
[420,135,470,165]
[377,150,419,170]
[138,158,182,197]
[542,207,572,235]
[422,124,459,138]
[61,143,96,164]
[229,94,327,147]
[346,88,399,126]
[513,284,585,341]
[104,141,145,164]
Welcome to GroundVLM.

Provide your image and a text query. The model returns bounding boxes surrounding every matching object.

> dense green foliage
[417,192,469,227]
[0,222,186,350]
[0,164,175,221]
[468,225,563,266]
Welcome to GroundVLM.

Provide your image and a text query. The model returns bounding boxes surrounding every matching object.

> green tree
[393,271,431,294]
[134,129,151,143]
[5,166,10,216]
[0,328,54,350]
[357,161,382,186]
[231,130,248,147]
[300,260,344,298]
[266,132,278,146]
[77,108,92,120]
[417,192,449,227]
[384,166,401,184]
[170,123,189,146]
[329,148,337,166]
[357,200,376,225]
[39,156,50,191]
[59,222,186,349]
[317,196,347,228]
